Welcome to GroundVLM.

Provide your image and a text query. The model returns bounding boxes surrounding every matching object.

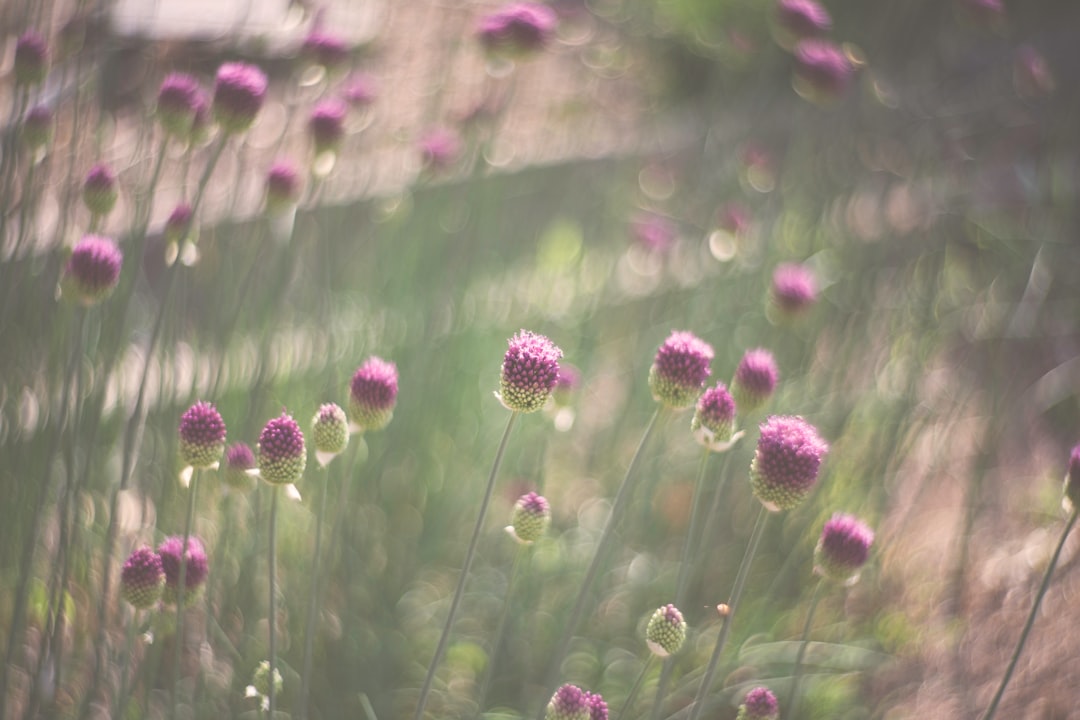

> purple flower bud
[341,72,378,107]
[648,331,714,409]
[736,687,779,720]
[477,2,558,60]
[1063,444,1080,512]
[732,348,778,414]
[775,0,831,41]
[164,204,194,245]
[212,62,268,134]
[178,401,227,469]
[645,604,687,657]
[1014,45,1054,98]
[14,31,49,87]
[546,684,589,720]
[312,402,349,464]
[585,692,608,720]
[793,40,854,104]
[771,262,818,315]
[692,382,737,452]
[222,442,257,491]
[349,357,399,432]
[750,415,828,512]
[419,127,461,171]
[499,330,562,413]
[121,547,165,609]
[509,491,550,544]
[157,73,206,140]
[157,535,209,604]
[302,30,351,71]
[630,212,676,254]
[553,363,581,407]
[265,161,302,213]
[82,163,118,217]
[22,104,54,150]
[64,235,123,305]
[815,513,874,584]
[308,99,348,155]
[257,411,307,485]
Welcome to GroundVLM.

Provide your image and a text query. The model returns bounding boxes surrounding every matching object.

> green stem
[614,655,656,720]
[269,485,280,719]
[298,462,333,720]
[475,548,525,714]
[534,407,665,720]
[413,411,519,720]
[980,507,1079,720]
[171,469,200,720]
[114,609,140,720]
[785,578,825,720]
[686,505,771,720]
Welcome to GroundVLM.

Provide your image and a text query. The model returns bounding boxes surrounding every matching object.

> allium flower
[14,31,49,87]
[82,163,118,217]
[1062,443,1080,512]
[308,99,348,155]
[313,402,349,466]
[750,415,828,512]
[553,363,581,407]
[164,203,194,245]
[178,401,227,470]
[349,357,399,432]
[691,382,739,452]
[793,40,854,104]
[341,72,378,107]
[301,30,351,71]
[731,348,778,414]
[645,604,687,657]
[477,2,558,60]
[64,235,123,305]
[1014,45,1054,98]
[630,212,676,254]
[158,535,209,604]
[546,684,589,720]
[222,442,257,490]
[775,0,832,41]
[814,513,874,585]
[212,62,268,134]
[736,687,779,720]
[257,411,307,485]
[585,692,608,720]
[157,72,205,139]
[419,127,461,171]
[508,491,550,544]
[648,331,714,410]
[22,104,53,151]
[265,161,301,213]
[771,262,818,315]
[120,547,165,609]
[499,330,563,413]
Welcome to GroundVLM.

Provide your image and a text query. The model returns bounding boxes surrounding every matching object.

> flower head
[1063,444,1080,512]
[499,330,562,413]
[309,99,348,155]
[178,401,227,470]
[771,262,818,316]
[64,235,123,305]
[14,31,49,87]
[265,161,302,214]
[793,39,854,104]
[775,0,831,41]
[252,660,283,697]
[313,402,349,466]
[257,411,307,485]
[82,163,119,217]
[164,203,194,245]
[645,604,687,657]
[341,72,378,107]
[546,684,589,720]
[731,348,778,414]
[477,3,558,60]
[223,442,257,491]
[121,547,165,609]
[22,104,54,151]
[750,415,828,512]
[736,687,779,720]
[419,127,461,171]
[630,212,676,254]
[648,331,714,409]
[157,535,209,604]
[692,382,738,452]
[157,73,206,140]
[509,491,551,544]
[349,357,399,432]
[553,363,581,407]
[815,513,874,584]
[213,62,268,134]
[302,29,350,70]
[585,692,608,720]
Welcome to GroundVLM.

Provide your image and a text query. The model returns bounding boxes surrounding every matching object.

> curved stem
[298,462,333,720]
[980,507,1079,720]
[268,485,280,719]
[686,505,770,720]
[413,411,519,720]
[171,469,200,720]
[785,578,825,720]
[614,655,656,720]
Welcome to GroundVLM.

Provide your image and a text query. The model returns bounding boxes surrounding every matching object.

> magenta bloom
[22,104,53,150]
[157,72,205,139]
[257,411,307,485]
[1063,444,1080,511]
[419,127,462,171]
[546,684,589,720]
[64,235,123,305]
[585,692,608,720]
[630,212,676,254]
[648,331,714,409]
[645,604,687,657]
[158,536,209,604]
[309,99,348,155]
[349,357,399,432]
[793,40,854,103]
[302,29,351,70]
[82,163,118,217]
[775,0,831,40]
[499,330,563,413]
[14,31,49,86]
[121,547,165,609]
[178,401,227,470]
[750,415,828,512]
[553,363,581,406]
[737,687,779,720]
[815,513,874,584]
[341,72,378,107]
[312,402,349,463]
[212,62,268,134]
[265,161,301,213]
[222,442,256,490]
[164,204,194,244]
[692,382,737,452]
[477,2,558,60]
[732,348,778,413]
[771,262,818,315]
[509,491,551,544]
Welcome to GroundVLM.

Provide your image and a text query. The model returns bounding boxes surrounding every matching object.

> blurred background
[2,0,1080,718]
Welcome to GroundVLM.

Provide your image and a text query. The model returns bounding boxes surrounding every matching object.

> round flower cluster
[793,40,854,104]
[645,604,687,657]
[157,73,206,140]
[775,0,832,42]
[257,412,307,485]
[814,513,875,584]
[309,99,348,155]
[771,262,818,316]
[313,402,349,465]
[349,357,399,432]
[82,163,118,218]
[121,546,165,609]
[301,29,350,71]
[179,401,227,470]
[648,331,713,410]
[499,330,563,413]
[212,62,268,134]
[736,687,779,720]
[223,442,257,490]
[64,235,123,305]
[749,415,828,512]
[158,535,209,605]
[22,105,54,151]
[732,348,778,414]
[509,491,551,544]
[477,3,558,60]
[265,161,301,213]
[691,382,738,452]
[14,31,49,87]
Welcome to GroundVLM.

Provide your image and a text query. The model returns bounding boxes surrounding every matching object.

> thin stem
[298,462,333,720]
[269,485,280,719]
[686,505,771,720]
[785,578,826,720]
[475,548,525,713]
[614,655,656,720]
[413,411,520,720]
[534,406,665,720]
[980,507,1079,720]
[114,609,140,720]
[171,469,200,720]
